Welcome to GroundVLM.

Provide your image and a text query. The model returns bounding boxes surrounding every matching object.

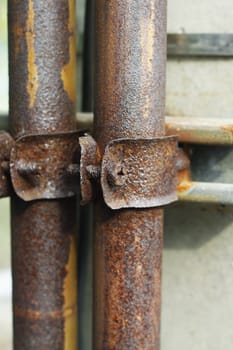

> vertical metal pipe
[8,1,78,349]
[94,0,167,349]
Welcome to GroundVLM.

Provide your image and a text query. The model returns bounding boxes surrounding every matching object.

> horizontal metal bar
[167,34,233,57]
[78,33,233,57]
[165,116,233,145]
[1,114,233,145]
[178,181,233,205]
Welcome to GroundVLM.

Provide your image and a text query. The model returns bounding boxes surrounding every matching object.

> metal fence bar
[178,181,233,205]
[94,0,167,349]
[166,116,233,145]
[8,1,78,349]
[167,34,233,57]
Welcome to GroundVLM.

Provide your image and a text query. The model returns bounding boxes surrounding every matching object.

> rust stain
[12,23,24,59]
[63,235,78,350]
[222,125,233,144]
[26,0,38,109]
[14,304,76,320]
[61,0,76,103]
[177,180,194,192]
[177,167,193,193]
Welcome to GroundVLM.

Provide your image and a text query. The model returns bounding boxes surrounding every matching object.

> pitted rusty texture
[8,0,78,349]
[94,0,167,348]
[0,132,14,197]
[95,0,167,152]
[12,197,78,349]
[10,132,80,201]
[94,206,163,350]
[101,137,178,209]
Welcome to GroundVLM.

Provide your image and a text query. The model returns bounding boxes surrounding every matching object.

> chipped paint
[12,23,23,60]
[9,0,78,348]
[26,0,38,109]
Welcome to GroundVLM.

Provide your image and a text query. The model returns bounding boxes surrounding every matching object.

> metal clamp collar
[0,132,178,209]
[80,135,178,209]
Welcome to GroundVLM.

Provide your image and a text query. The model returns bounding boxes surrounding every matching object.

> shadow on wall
[164,203,233,250]
[191,145,233,183]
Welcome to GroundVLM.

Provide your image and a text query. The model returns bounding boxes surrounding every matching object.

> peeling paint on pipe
[8,1,78,349]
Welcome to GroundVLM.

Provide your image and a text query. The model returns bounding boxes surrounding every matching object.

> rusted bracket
[80,135,178,209]
[10,132,81,201]
[0,131,178,209]
[0,131,82,200]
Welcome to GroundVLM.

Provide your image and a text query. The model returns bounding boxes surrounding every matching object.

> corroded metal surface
[8,0,76,138]
[94,0,167,348]
[10,132,80,201]
[101,137,178,209]
[0,132,14,197]
[8,0,78,349]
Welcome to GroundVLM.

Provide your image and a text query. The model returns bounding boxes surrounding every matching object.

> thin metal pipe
[166,116,233,145]
[178,181,233,205]
[8,1,78,349]
[94,0,167,349]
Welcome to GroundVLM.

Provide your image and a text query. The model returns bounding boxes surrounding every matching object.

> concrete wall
[162,1,233,349]
[166,1,233,119]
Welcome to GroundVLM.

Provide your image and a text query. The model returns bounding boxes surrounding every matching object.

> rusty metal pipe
[166,116,233,145]
[8,1,78,349]
[94,0,167,349]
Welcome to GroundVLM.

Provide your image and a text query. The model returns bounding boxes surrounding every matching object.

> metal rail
[178,181,233,205]
[165,116,233,145]
[8,1,78,349]
[167,33,233,57]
